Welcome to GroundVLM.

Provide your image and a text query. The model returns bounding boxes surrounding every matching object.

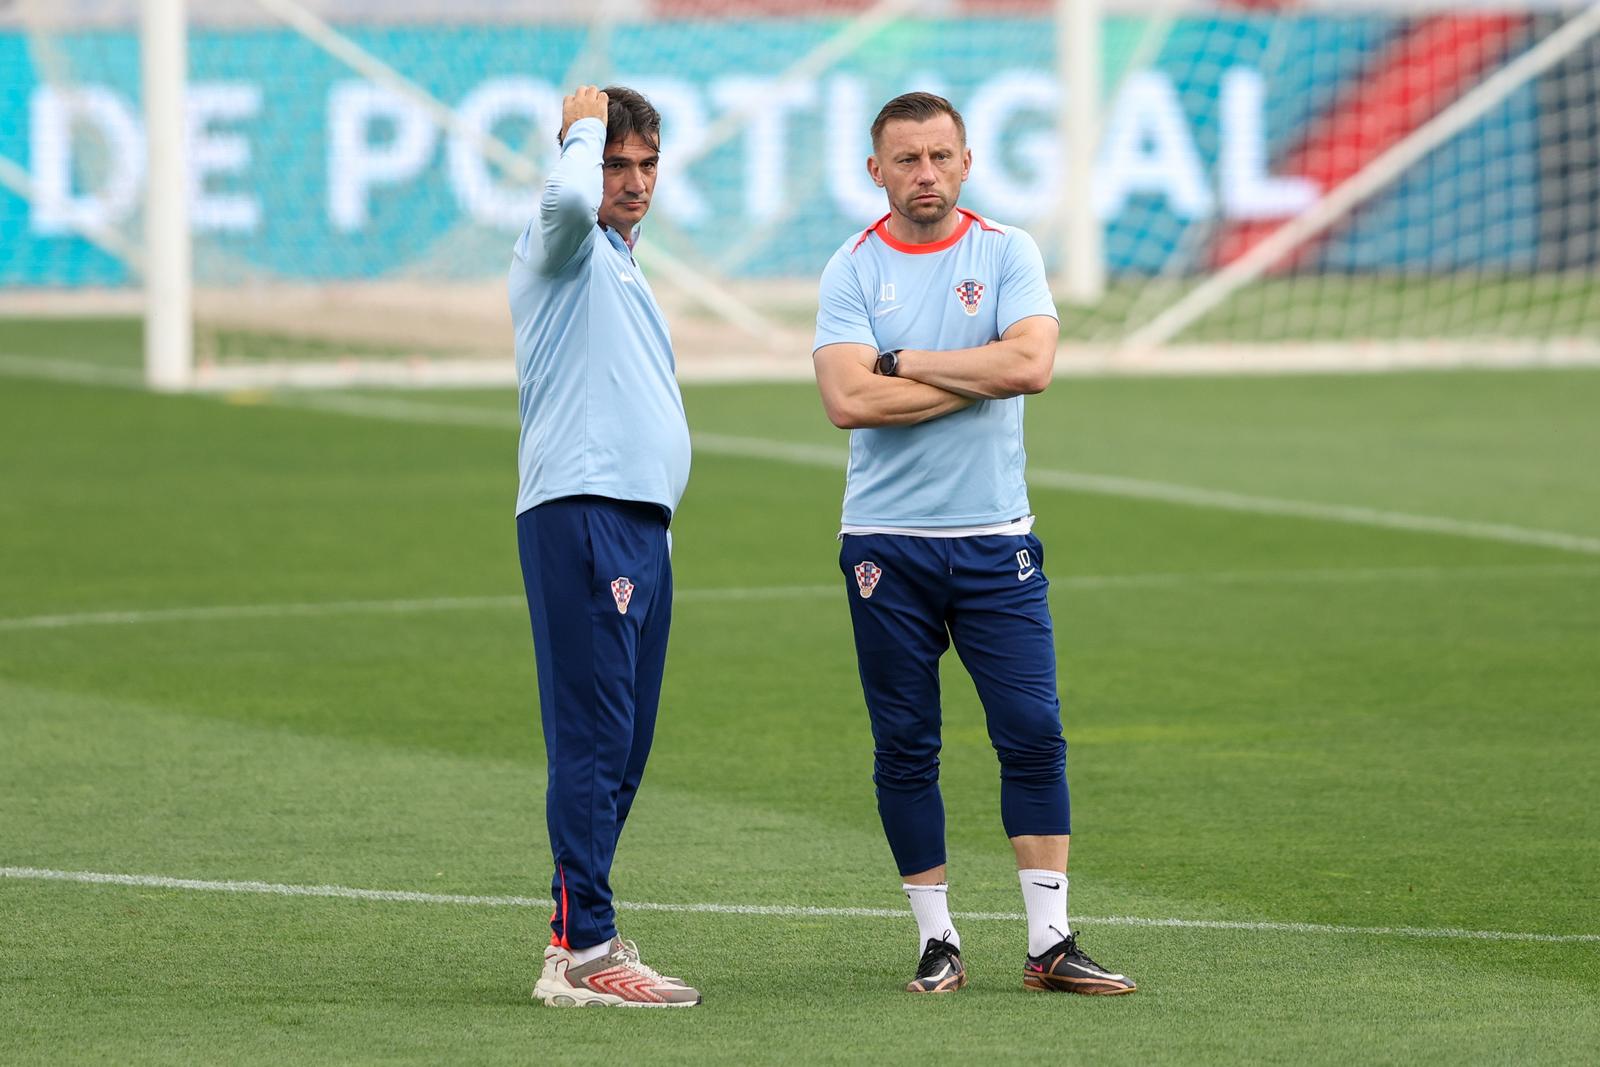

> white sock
[903,883,960,952]
[1019,869,1070,956]
[568,940,612,965]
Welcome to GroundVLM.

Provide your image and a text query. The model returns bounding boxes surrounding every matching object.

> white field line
[6,379,1598,559]
[0,354,144,388]
[2,866,1595,946]
[0,594,524,632]
[1023,467,1600,557]
[273,391,518,428]
[260,395,1600,559]
[0,587,831,632]
[691,432,1600,558]
[3,565,1597,633]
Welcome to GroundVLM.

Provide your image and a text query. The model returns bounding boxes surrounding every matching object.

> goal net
[1093,0,1600,373]
[2,0,1598,388]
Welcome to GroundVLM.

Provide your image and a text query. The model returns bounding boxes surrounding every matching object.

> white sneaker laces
[616,939,668,983]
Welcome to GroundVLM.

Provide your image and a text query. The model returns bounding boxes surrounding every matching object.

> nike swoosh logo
[1018,568,1037,581]
[874,304,904,317]
[1031,881,1061,890]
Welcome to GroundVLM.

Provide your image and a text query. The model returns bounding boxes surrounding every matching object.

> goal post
[1061,0,1106,307]
[142,0,192,392]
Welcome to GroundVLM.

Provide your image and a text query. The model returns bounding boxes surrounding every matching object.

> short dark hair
[557,85,661,152]
[870,92,966,150]
[601,85,661,153]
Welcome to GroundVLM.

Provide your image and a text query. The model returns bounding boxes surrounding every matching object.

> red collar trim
[851,208,1000,254]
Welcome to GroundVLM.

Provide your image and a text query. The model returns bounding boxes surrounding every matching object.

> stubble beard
[602,201,648,232]
[901,192,952,227]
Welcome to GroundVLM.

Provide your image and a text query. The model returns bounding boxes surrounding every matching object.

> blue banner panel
[0,16,1567,287]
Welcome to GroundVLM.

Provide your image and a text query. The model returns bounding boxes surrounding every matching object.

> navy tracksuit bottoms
[518,495,672,951]
[841,531,1070,877]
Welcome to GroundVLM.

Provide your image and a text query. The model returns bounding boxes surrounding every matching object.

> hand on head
[560,85,609,144]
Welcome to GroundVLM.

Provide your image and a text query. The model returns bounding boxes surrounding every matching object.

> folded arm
[894,315,1060,399]
[814,343,975,429]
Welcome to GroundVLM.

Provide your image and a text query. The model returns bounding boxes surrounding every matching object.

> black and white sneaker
[1023,933,1136,995]
[906,937,967,993]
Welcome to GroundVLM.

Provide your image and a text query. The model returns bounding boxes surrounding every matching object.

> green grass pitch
[2,322,1599,1064]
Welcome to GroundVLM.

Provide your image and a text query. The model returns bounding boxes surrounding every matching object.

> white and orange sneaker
[535,939,702,1008]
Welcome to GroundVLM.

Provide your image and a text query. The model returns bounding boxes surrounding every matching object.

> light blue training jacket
[509,116,691,520]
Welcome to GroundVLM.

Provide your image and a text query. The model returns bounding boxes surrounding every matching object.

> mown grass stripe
[255,393,1600,558]
[3,564,1596,632]
[0,587,835,632]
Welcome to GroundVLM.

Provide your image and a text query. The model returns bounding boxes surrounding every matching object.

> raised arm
[534,87,609,274]
[814,343,975,429]
[893,314,1059,399]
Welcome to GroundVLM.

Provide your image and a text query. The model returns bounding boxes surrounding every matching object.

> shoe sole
[906,971,967,994]
[534,980,701,1008]
[1023,974,1137,996]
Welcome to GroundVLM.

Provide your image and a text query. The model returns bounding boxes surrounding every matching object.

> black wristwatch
[875,349,901,377]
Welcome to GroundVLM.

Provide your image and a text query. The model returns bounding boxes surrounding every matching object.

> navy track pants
[841,531,1069,877]
[518,495,672,950]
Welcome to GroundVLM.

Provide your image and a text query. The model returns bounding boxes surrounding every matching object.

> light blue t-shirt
[813,208,1058,527]
[509,117,691,519]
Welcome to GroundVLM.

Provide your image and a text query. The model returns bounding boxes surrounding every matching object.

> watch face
[878,351,898,376]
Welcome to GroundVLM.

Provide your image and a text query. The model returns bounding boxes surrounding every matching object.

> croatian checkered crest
[954,278,984,316]
[610,577,635,615]
[854,561,882,599]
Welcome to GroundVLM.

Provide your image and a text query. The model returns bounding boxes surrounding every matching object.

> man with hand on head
[512,84,699,1008]
[812,91,1136,998]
